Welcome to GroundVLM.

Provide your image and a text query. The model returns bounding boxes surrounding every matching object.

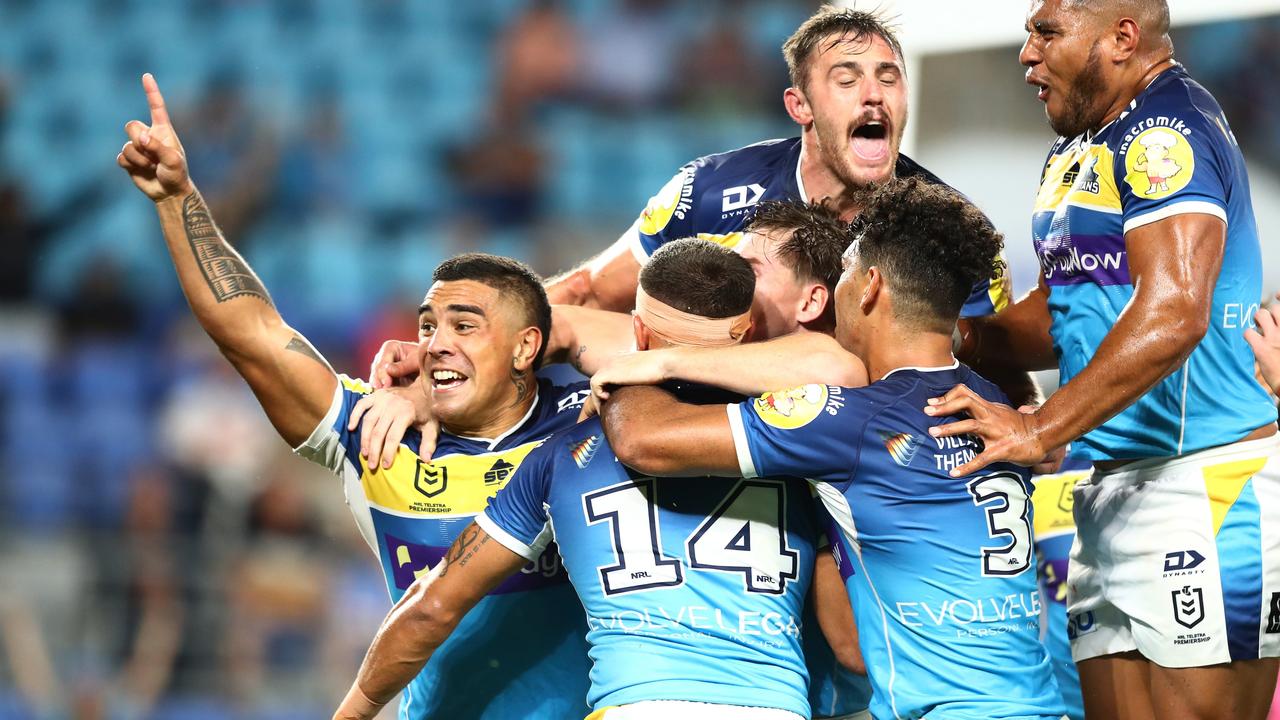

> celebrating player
[116,74,592,720]
[929,2,1280,718]
[598,178,1065,719]
[363,200,873,718]
[337,239,857,720]
[545,6,1010,333]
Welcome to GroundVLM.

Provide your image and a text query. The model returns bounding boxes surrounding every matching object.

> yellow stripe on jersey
[1031,470,1089,539]
[585,708,612,720]
[359,441,546,515]
[341,376,374,394]
[987,261,1011,314]
[1035,144,1121,214]
[1202,457,1267,536]
[695,231,745,250]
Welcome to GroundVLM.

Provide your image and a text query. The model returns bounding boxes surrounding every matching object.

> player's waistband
[586,701,805,720]
[1087,433,1279,483]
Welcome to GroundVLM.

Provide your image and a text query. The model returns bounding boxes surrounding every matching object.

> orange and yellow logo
[1124,127,1194,200]
[753,384,827,430]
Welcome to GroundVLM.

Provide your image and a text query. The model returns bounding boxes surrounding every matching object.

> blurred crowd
[0,1,1277,718]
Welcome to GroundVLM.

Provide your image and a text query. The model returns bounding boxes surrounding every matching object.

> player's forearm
[341,581,460,718]
[958,285,1057,373]
[1034,287,1206,451]
[154,189,283,356]
[602,385,739,476]
[545,305,634,374]
[662,332,868,393]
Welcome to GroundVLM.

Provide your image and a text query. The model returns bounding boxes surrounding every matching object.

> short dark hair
[431,253,552,367]
[640,238,754,318]
[783,5,904,91]
[745,200,852,291]
[850,177,1003,332]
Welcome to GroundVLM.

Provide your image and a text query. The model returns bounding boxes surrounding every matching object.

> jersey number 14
[583,478,800,596]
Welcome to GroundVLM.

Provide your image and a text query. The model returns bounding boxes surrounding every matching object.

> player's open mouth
[1027,72,1050,103]
[851,121,890,162]
[432,369,469,392]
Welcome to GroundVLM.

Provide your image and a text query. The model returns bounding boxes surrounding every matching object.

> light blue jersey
[727,367,1064,720]
[480,410,818,718]
[1032,64,1274,462]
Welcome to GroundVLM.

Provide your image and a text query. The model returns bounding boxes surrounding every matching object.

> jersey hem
[726,404,757,478]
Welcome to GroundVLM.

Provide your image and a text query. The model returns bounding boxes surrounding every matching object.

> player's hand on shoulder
[924,384,1050,476]
[588,349,672,405]
[1245,292,1280,396]
[369,339,421,389]
[348,381,439,469]
[117,73,191,202]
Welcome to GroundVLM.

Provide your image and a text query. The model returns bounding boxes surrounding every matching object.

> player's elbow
[1161,288,1212,351]
[607,425,672,476]
[546,268,593,307]
[399,578,464,641]
[832,638,867,676]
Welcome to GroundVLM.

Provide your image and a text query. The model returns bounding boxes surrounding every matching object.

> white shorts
[586,701,804,720]
[1067,434,1280,667]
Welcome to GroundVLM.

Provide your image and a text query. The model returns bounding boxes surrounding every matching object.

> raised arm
[118,74,335,446]
[601,385,740,477]
[591,331,867,402]
[333,522,529,720]
[545,235,643,310]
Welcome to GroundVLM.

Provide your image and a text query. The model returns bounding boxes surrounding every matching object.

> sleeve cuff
[1123,200,1227,234]
[625,219,652,265]
[476,512,546,563]
[292,376,346,473]
[725,404,759,479]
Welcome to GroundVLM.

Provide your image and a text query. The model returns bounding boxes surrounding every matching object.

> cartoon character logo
[638,169,690,235]
[1125,127,1194,199]
[753,384,827,429]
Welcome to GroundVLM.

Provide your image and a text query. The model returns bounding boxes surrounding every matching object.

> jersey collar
[880,358,960,381]
[445,388,541,451]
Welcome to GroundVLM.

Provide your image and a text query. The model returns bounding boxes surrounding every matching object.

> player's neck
[1095,57,1177,134]
[797,141,863,221]
[864,329,955,383]
[443,387,538,442]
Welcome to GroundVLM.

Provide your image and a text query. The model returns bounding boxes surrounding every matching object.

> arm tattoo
[438,523,490,578]
[182,192,272,305]
[510,361,529,405]
[285,334,334,371]
[570,344,588,373]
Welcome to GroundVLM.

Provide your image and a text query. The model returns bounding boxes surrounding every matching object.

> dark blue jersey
[627,138,1010,318]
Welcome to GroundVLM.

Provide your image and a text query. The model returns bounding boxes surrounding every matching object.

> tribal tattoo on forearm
[182,192,271,304]
[438,523,490,578]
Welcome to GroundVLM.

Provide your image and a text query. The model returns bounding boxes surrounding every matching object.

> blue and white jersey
[295,375,593,719]
[480,411,818,718]
[1032,64,1274,461]
[727,365,1064,720]
[629,137,1010,319]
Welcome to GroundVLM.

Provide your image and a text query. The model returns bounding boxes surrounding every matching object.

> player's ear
[784,87,813,127]
[796,282,830,325]
[1110,16,1141,61]
[859,267,882,315]
[632,314,651,352]
[513,326,542,372]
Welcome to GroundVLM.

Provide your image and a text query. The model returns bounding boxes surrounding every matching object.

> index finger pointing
[142,73,171,127]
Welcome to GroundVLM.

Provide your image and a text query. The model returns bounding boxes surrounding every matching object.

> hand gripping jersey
[727,365,1065,720]
[1032,65,1274,461]
[1031,457,1092,720]
[480,411,819,719]
[295,375,593,720]
[628,137,1009,319]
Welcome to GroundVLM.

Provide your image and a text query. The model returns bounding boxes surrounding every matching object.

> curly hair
[744,199,852,292]
[849,177,1004,332]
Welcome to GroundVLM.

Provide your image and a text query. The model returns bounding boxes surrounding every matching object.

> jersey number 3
[583,479,799,596]
[967,471,1033,576]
